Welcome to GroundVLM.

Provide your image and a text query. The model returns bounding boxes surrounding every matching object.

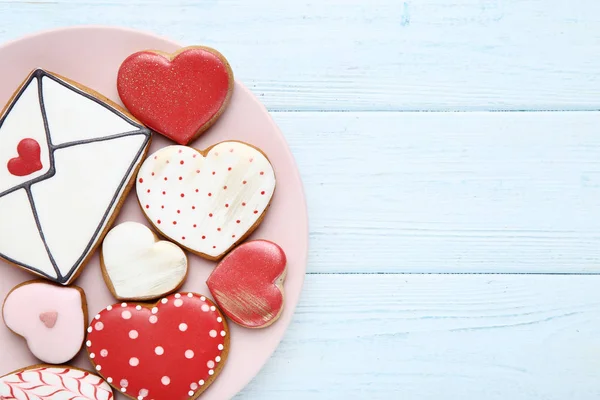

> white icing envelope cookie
[0,69,151,285]
[136,142,276,260]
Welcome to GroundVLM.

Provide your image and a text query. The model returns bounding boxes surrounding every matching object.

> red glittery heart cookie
[117,46,234,145]
[207,240,287,328]
[86,293,229,400]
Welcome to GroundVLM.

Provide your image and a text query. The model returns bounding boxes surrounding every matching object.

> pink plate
[0,26,308,399]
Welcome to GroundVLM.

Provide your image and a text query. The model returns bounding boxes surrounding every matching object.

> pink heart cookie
[2,280,88,364]
[136,141,276,260]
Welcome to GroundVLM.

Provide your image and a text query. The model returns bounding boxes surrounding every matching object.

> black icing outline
[0,69,151,284]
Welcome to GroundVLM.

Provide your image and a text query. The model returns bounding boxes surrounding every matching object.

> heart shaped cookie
[101,221,188,301]
[0,365,114,400]
[117,46,234,145]
[136,141,276,260]
[207,240,287,328]
[2,280,87,364]
[86,293,229,400]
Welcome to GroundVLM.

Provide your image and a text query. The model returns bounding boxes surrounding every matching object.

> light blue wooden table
[2,1,600,398]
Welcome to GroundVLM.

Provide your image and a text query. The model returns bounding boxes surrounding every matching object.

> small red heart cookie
[117,46,234,145]
[86,293,229,400]
[207,240,287,328]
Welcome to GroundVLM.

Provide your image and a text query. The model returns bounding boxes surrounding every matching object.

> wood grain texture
[0,0,600,111]
[276,111,600,274]
[238,274,600,399]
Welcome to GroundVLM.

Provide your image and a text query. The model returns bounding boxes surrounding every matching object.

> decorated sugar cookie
[101,221,188,301]
[2,280,87,364]
[86,293,229,400]
[117,46,234,145]
[207,240,287,328]
[0,69,152,285]
[136,141,276,260]
[0,365,114,400]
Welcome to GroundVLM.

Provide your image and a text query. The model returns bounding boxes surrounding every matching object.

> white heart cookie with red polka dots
[86,293,229,400]
[136,141,276,260]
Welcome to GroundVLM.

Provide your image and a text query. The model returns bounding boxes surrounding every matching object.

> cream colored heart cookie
[135,141,276,260]
[101,221,188,301]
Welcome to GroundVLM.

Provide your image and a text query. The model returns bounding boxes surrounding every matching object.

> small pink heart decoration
[38,311,58,329]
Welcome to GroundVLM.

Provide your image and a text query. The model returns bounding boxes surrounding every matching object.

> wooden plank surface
[276,111,600,274]
[0,0,600,111]
[239,274,600,399]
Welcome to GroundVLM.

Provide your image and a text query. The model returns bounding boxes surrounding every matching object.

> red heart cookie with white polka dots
[136,141,276,260]
[86,293,229,400]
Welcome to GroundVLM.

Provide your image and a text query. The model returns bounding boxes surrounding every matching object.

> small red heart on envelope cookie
[117,46,234,145]
[86,293,229,400]
[7,138,43,177]
[207,240,287,329]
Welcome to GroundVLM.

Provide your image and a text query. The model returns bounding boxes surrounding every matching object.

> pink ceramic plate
[0,26,308,399]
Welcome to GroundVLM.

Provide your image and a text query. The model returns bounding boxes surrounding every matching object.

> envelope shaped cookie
[0,69,151,285]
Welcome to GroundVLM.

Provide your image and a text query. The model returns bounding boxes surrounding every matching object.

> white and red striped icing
[136,142,276,259]
[0,366,113,400]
